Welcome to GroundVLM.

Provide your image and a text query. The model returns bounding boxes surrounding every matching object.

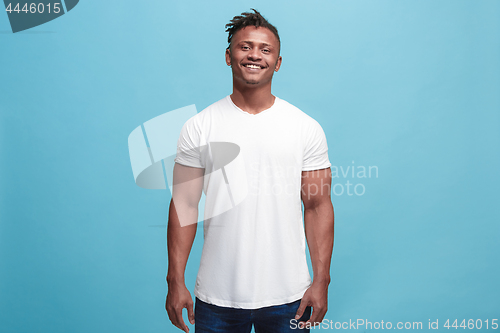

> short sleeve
[302,120,331,171]
[174,117,205,168]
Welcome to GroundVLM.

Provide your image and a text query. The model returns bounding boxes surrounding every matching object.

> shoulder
[276,97,324,130]
[182,96,229,129]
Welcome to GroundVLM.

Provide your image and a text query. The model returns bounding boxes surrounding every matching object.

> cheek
[230,52,241,64]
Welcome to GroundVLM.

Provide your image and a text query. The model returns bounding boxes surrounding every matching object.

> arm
[165,163,204,333]
[295,167,334,327]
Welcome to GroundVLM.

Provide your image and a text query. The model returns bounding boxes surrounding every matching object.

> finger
[175,307,189,332]
[295,299,308,320]
[187,301,195,325]
[315,307,327,323]
[170,307,181,330]
[308,306,326,326]
[166,305,175,323]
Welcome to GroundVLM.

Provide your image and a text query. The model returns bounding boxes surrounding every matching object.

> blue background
[1,0,499,332]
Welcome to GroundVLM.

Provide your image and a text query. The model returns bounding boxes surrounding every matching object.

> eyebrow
[239,41,274,48]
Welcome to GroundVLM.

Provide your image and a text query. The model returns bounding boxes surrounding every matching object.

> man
[165,9,334,333]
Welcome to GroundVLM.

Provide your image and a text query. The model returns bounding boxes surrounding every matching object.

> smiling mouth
[244,64,265,69]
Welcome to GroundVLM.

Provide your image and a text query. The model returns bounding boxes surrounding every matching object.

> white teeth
[246,64,260,69]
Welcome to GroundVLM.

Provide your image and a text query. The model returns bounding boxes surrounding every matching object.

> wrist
[312,274,331,286]
[166,274,185,286]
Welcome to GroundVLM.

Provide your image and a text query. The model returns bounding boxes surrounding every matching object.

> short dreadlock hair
[225,9,280,53]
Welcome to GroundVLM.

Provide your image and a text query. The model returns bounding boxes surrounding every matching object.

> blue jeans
[195,297,312,333]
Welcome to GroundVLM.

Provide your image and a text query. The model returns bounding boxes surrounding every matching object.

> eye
[262,49,271,53]
[242,46,250,50]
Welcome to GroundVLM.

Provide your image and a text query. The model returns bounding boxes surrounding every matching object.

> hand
[165,282,195,332]
[295,280,329,328]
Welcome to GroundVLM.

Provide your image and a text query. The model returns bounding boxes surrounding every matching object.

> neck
[230,80,275,115]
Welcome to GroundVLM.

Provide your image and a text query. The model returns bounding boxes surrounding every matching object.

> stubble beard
[231,65,261,86]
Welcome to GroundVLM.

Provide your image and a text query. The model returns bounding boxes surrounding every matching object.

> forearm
[166,198,197,285]
[304,201,334,284]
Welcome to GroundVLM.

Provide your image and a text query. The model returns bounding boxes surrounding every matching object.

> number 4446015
[5,3,61,14]
[444,319,498,330]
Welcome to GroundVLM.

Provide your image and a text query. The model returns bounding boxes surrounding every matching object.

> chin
[244,80,260,85]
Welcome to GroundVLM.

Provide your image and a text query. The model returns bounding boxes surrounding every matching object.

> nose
[247,48,261,61]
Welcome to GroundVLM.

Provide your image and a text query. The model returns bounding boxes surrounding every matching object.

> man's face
[225,26,282,87]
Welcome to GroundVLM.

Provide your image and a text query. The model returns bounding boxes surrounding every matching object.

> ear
[274,56,282,72]
[225,48,231,66]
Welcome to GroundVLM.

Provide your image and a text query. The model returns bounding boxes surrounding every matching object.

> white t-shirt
[174,95,331,309]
